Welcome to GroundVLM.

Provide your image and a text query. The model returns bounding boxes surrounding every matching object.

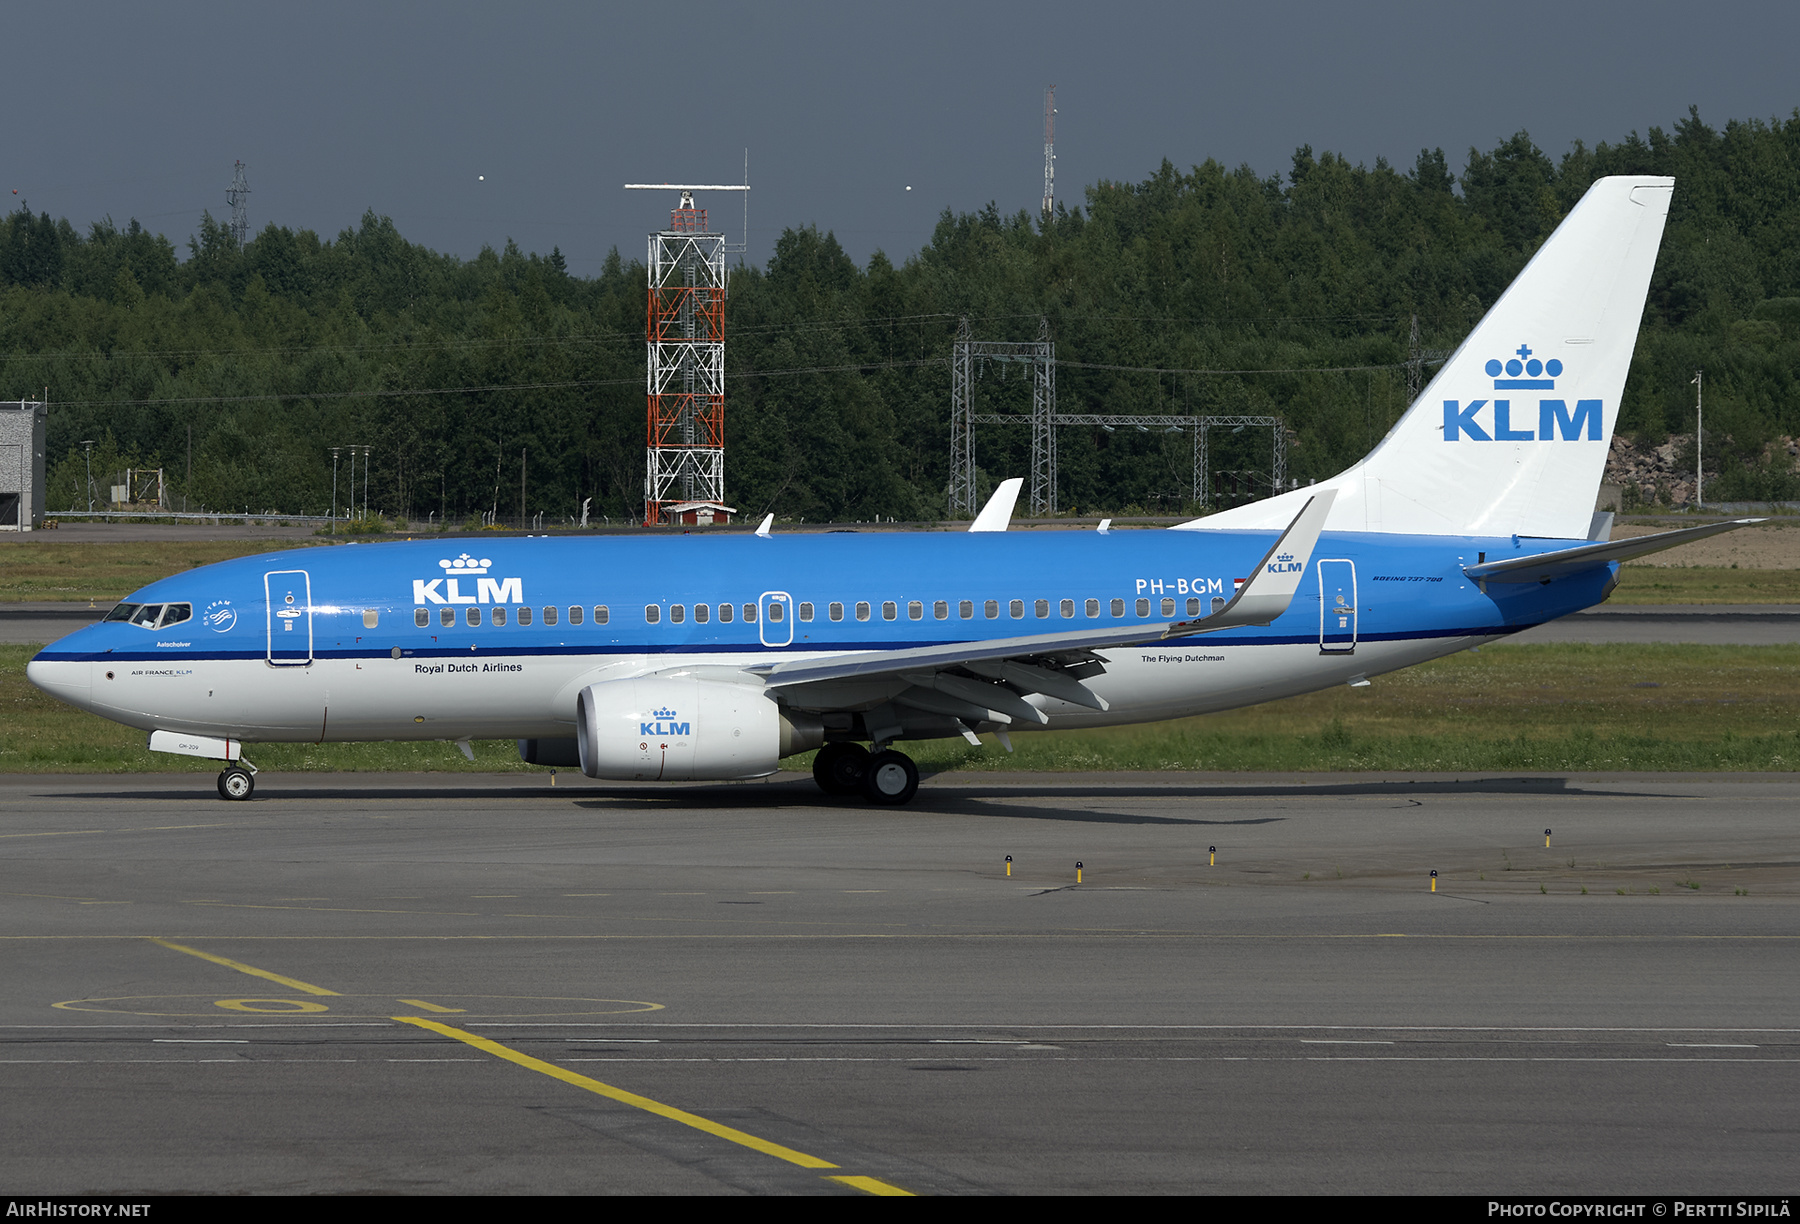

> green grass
[0,539,329,604]
[1609,564,1800,605]
[4,642,1796,775]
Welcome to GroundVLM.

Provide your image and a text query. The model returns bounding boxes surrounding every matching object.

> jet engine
[574,675,821,781]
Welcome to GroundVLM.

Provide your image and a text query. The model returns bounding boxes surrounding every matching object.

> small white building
[662,500,736,527]
[0,400,47,531]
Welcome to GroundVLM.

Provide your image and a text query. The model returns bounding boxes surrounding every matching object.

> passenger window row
[402,595,1214,632]
[414,605,610,629]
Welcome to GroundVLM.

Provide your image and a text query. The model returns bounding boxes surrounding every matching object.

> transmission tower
[1042,86,1056,218]
[624,183,748,525]
[1405,314,1451,405]
[226,161,250,247]
[948,317,1056,516]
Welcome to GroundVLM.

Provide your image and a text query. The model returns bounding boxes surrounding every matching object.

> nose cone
[26,652,94,710]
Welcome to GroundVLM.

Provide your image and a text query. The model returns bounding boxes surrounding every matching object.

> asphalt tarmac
[3,770,1795,1195]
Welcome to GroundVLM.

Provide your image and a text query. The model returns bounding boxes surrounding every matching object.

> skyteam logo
[202,599,237,633]
[641,706,690,737]
[412,553,524,605]
[1444,343,1601,442]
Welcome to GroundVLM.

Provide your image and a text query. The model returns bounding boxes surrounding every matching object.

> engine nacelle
[575,676,819,781]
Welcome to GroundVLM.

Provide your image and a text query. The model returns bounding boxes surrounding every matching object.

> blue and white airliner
[26,175,1756,803]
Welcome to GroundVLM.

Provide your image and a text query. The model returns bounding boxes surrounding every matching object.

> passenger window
[984,600,999,619]
[1085,598,1100,618]
[466,607,480,627]
[362,609,378,629]
[829,602,844,622]
[1059,599,1074,619]
[441,607,455,627]
[694,603,710,624]
[568,605,584,625]
[768,603,784,623]
[798,603,814,622]
[855,602,871,621]
[670,605,686,624]
[1034,599,1049,618]
[959,600,973,619]
[1212,596,1227,614]
[594,606,609,625]
[907,601,923,620]
[743,603,757,623]
[645,605,661,625]
[543,606,558,626]
[718,603,733,623]
[1111,598,1126,617]
[882,601,897,621]
[415,608,430,628]
[1186,597,1199,617]
[1009,599,1024,619]
[491,606,507,626]
[1136,598,1150,617]
[933,601,948,620]
[518,606,533,626]
[1161,597,1176,617]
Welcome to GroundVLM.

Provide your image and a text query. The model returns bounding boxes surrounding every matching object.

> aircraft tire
[860,750,919,805]
[813,742,869,796]
[217,767,255,801]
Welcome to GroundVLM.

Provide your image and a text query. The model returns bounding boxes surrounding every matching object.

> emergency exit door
[1318,560,1357,654]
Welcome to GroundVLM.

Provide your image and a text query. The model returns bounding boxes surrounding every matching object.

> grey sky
[8,1,1797,276]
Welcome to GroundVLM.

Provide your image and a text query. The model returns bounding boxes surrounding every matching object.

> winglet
[755,513,774,538]
[968,478,1023,533]
[1169,489,1336,637]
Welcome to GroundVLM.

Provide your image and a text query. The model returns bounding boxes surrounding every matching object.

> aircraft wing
[1463,518,1762,584]
[750,492,1334,718]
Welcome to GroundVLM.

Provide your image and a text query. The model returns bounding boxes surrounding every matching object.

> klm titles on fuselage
[412,553,523,605]
[1443,344,1602,443]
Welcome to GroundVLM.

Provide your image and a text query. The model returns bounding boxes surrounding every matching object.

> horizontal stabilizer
[1464,519,1762,584]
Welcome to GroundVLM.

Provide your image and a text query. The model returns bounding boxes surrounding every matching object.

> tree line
[3,105,1798,524]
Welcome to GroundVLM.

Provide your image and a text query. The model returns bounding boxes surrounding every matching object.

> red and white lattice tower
[625,183,747,525]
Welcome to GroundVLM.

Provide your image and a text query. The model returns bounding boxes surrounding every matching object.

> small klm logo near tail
[1443,344,1601,442]
[1266,551,1302,575]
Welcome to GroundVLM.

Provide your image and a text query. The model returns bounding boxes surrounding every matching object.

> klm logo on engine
[413,553,524,605]
[1443,344,1601,442]
[641,706,690,737]
[1266,551,1302,575]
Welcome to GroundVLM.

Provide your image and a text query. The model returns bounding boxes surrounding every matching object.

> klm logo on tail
[1443,344,1601,442]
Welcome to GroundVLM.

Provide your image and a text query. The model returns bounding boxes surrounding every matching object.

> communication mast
[624,182,748,525]
[226,161,250,247]
[1042,86,1056,217]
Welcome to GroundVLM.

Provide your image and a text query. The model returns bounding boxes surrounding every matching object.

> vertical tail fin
[1185,175,1673,539]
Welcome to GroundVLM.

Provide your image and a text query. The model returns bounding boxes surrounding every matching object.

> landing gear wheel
[218,767,255,801]
[813,742,870,796]
[860,749,919,806]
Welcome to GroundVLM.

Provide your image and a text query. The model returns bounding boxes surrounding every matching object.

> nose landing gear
[217,765,256,801]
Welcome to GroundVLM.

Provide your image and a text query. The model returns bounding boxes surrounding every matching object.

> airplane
[26,174,1759,804]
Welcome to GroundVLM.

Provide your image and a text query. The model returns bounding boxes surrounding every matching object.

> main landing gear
[217,765,256,801]
[812,742,920,806]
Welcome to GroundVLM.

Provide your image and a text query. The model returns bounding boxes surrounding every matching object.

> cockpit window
[105,602,192,629]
